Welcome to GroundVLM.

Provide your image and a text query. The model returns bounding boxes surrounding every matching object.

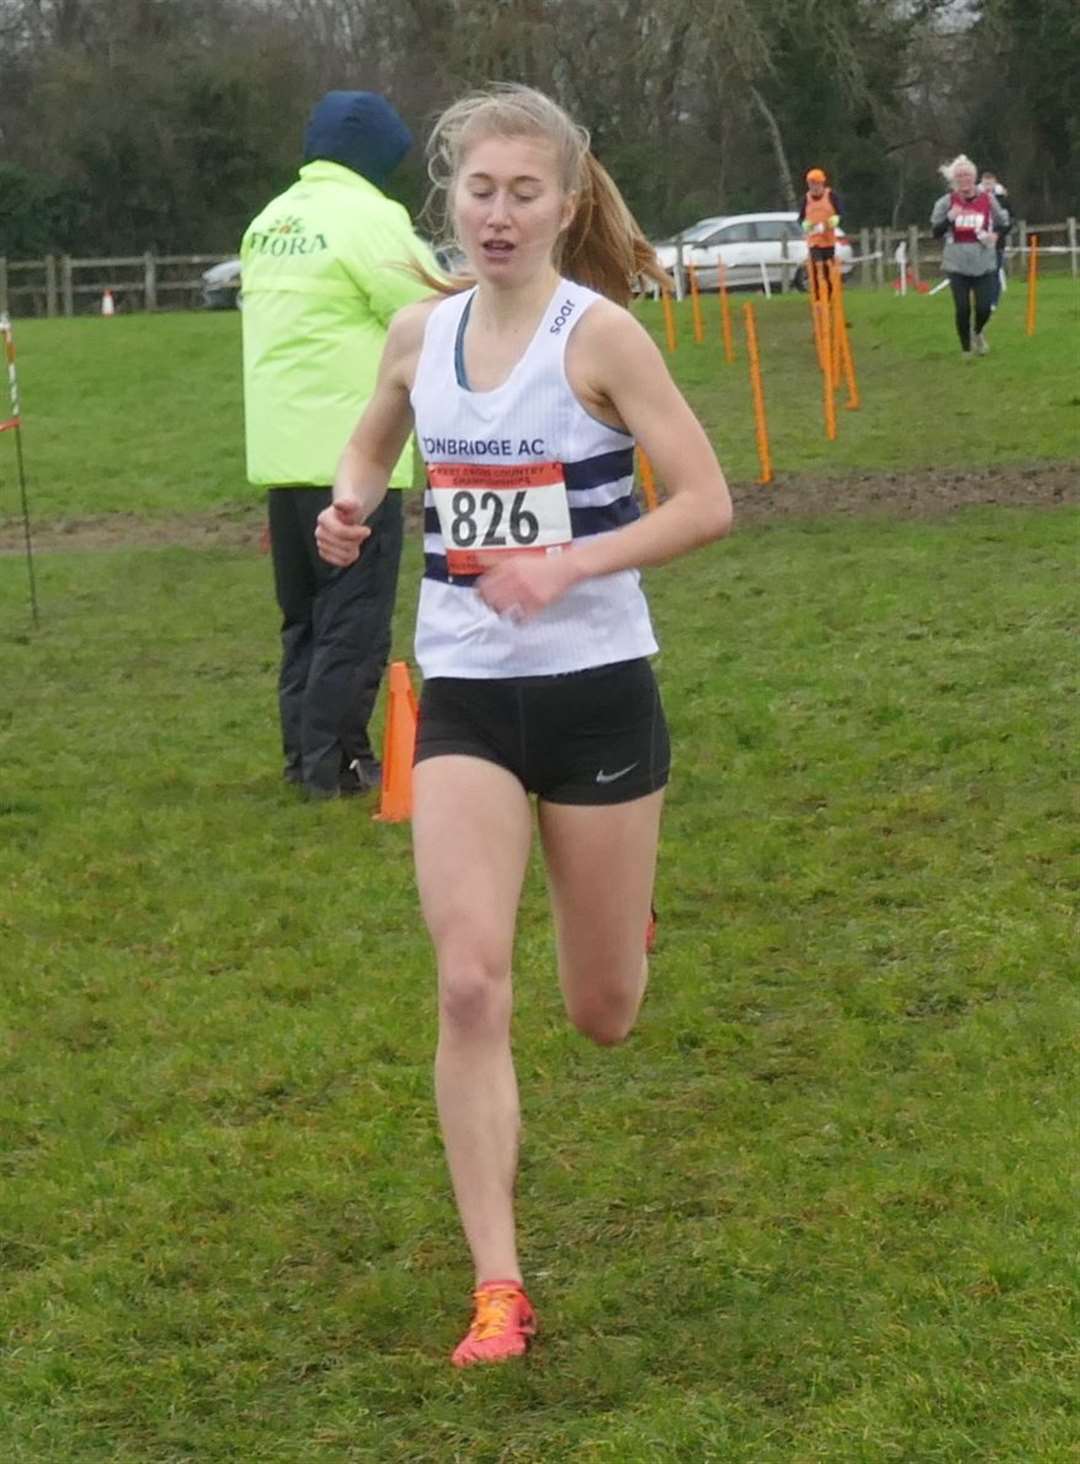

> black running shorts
[415,658,670,805]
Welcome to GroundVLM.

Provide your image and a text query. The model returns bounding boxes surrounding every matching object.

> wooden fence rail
[1,222,1077,316]
[0,252,233,317]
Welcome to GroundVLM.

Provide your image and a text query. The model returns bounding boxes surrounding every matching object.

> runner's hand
[315,499,371,567]
[476,552,577,622]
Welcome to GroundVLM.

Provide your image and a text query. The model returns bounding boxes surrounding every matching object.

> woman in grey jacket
[930,154,1009,359]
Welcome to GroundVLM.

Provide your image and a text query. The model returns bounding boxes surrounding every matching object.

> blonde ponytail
[561,154,669,305]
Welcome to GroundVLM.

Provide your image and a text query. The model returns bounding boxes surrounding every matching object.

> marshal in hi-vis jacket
[241,160,435,488]
[798,188,843,249]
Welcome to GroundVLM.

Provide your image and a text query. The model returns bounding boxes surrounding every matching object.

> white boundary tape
[643,247,1070,300]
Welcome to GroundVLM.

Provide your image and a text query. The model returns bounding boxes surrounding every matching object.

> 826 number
[450,490,541,549]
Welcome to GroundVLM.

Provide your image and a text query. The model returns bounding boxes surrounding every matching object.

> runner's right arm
[930,194,953,237]
[316,301,432,567]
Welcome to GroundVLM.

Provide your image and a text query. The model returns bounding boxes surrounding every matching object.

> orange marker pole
[743,302,773,485]
[828,261,846,393]
[808,260,826,371]
[718,263,735,363]
[831,260,860,410]
[661,289,678,354]
[688,263,704,344]
[817,297,837,441]
[1025,234,1039,336]
[637,449,659,512]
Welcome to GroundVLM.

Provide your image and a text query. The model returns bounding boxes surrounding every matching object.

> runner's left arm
[987,194,1008,236]
[560,304,733,579]
[476,304,732,618]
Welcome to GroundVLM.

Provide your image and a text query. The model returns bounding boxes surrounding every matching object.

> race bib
[429,461,572,576]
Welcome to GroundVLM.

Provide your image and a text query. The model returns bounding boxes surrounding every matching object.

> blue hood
[302,91,412,187]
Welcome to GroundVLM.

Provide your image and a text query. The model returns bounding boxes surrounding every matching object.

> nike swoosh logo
[595,762,639,785]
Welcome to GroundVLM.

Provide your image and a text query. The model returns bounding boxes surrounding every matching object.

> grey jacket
[930,191,1009,276]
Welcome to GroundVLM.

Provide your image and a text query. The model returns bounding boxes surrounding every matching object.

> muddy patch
[729,461,1078,523]
[1,463,1075,554]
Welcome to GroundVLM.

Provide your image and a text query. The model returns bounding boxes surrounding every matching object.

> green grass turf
[1,285,1077,1458]
[0,277,1076,524]
[1,505,1077,1459]
[649,274,1080,480]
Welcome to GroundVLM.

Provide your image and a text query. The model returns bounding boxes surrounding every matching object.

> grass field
[2,278,1077,523]
[1,282,1078,1461]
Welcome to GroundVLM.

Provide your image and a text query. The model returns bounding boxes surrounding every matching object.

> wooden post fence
[44,255,58,318]
[780,236,792,293]
[61,256,74,317]
[1026,235,1039,336]
[1,218,1076,322]
[907,225,920,284]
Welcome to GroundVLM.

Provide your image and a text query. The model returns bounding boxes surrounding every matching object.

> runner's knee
[564,964,644,1046]
[437,937,512,1035]
[567,994,637,1046]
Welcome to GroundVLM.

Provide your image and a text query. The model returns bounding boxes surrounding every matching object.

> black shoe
[283,765,303,786]
[339,758,382,797]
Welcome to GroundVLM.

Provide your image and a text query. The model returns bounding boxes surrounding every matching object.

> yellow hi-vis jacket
[241,160,435,488]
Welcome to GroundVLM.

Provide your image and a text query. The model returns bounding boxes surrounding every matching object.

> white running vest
[410,279,658,678]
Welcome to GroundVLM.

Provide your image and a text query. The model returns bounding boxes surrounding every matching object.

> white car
[653,212,854,292]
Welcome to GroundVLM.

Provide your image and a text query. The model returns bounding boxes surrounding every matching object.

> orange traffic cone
[372,660,418,822]
[101,289,116,316]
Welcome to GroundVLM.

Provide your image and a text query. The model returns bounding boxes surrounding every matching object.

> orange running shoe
[645,903,658,955]
[451,1280,537,1367]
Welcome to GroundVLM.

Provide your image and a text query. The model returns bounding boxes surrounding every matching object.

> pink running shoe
[451,1280,537,1367]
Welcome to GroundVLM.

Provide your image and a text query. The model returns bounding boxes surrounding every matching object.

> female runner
[316,84,733,1365]
[930,154,1008,358]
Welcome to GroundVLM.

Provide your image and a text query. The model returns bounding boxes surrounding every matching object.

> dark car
[200,243,464,311]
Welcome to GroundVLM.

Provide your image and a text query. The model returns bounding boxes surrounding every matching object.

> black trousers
[991,248,1006,307]
[809,245,836,298]
[268,488,403,793]
[948,272,996,350]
